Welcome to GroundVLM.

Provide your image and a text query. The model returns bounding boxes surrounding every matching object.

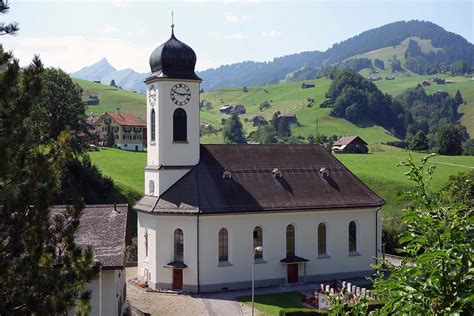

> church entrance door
[287,264,298,283]
[172,269,183,290]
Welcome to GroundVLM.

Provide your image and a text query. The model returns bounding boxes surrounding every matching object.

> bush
[382,215,407,255]
[384,140,409,149]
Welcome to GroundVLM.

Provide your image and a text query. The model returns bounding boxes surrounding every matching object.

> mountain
[71,58,150,93]
[71,20,473,92]
[199,20,473,90]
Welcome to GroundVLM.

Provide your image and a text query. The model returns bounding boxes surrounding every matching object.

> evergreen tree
[437,124,463,155]
[454,89,464,106]
[0,46,99,312]
[110,79,116,87]
[409,130,429,151]
[0,1,19,36]
[106,123,116,147]
[223,113,245,143]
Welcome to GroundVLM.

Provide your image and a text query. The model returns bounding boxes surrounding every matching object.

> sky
[2,0,473,73]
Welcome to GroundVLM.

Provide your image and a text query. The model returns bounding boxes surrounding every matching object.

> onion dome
[149,27,200,80]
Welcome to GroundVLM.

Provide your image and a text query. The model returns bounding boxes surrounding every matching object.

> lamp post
[252,246,263,316]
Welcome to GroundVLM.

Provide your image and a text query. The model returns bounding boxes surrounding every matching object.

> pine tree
[454,89,464,106]
[223,113,245,143]
[110,79,116,87]
[0,5,99,312]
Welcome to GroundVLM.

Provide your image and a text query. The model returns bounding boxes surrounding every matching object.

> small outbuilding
[332,136,368,154]
[301,82,316,89]
[219,105,234,114]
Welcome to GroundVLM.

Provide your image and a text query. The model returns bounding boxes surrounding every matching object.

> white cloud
[261,30,282,38]
[208,32,249,40]
[2,35,156,73]
[224,13,254,24]
[100,25,121,34]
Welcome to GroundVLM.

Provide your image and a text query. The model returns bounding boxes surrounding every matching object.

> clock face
[170,83,191,106]
[148,85,157,106]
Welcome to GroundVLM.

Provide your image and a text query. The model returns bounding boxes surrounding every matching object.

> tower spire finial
[171,10,175,35]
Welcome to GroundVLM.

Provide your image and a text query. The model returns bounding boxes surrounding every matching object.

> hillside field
[89,148,473,218]
[76,73,474,142]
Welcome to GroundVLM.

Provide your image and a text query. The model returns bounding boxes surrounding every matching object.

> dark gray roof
[51,204,128,269]
[134,144,384,215]
[333,136,368,146]
[280,255,310,263]
[149,29,200,80]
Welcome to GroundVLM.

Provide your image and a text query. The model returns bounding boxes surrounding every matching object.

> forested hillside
[199,20,473,90]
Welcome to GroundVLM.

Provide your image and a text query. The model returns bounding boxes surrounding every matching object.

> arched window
[349,221,357,252]
[149,180,155,195]
[144,229,148,258]
[218,228,228,262]
[286,224,295,256]
[174,229,184,262]
[318,223,326,255]
[173,108,187,142]
[151,109,156,142]
[253,226,263,259]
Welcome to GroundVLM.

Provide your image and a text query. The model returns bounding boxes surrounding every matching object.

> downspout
[196,168,201,294]
[375,207,380,265]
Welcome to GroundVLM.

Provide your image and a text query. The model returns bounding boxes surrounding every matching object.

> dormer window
[320,168,329,178]
[223,170,232,179]
[272,168,283,179]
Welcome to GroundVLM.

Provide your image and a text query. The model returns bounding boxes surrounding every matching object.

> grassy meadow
[89,148,473,218]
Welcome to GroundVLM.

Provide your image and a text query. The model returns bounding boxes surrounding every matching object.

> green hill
[74,78,146,119]
[75,73,474,143]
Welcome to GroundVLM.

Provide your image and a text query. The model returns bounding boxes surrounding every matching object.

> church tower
[144,25,201,196]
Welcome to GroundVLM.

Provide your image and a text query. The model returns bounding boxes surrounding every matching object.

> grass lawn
[239,292,314,316]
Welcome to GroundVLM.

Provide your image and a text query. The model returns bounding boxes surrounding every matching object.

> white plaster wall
[157,79,200,167]
[138,213,199,289]
[198,208,379,287]
[145,169,189,197]
[146,81,159,167]
[73,269,125,316]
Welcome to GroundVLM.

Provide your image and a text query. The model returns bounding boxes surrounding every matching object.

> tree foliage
[372,154,473,314]
[409,130,429,151]
[437,123,463,155]
[223,113,245,144]
[0,1,19,36]
[0,46,99,312]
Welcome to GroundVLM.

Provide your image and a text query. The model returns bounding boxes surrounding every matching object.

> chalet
[385,76,395,80]
[135,27,383,293]
[332,136,368,154]
[253,115,268,126]
[94,112,146,151]
[368,76,382,81]
[234,104,246,114]
[445,79,454,84]
[275,113,299,126]
[55,204,128,316]
[219,105,234,114]
[301,82,316,89]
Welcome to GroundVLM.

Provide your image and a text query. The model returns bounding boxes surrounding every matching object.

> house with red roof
[94,112,147,151]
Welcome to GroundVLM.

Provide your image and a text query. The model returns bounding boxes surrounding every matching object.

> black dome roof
[149,29,200,80]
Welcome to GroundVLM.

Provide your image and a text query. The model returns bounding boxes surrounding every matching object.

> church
[134,26,384,293]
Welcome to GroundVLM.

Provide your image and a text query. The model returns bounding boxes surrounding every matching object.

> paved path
[201,277,372,316]
[432,161,473,169]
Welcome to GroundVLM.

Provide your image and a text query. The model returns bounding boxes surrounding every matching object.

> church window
[286,224,295,257]
[253,226,263,259]
[173,108,187,142]
[174,228,184,262]
[151,109,156,142]
[318,223,327,255]
[149,180,155,195]
[218,228,228,262]
[349,221,357,252]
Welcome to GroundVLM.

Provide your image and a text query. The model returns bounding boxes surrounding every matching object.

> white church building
[134,26,384,293]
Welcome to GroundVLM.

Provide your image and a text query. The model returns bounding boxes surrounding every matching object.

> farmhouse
[301,82,315,89]
[55,204,128,316]
[219,105,234,114]
[332,136,368,154]
[135,27,383,293]
[94,112,146,151]
[275,113,299,126]
[253,115,268,126]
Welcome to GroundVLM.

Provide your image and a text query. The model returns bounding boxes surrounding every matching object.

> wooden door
[172,269,183,290]
[287,264,298,283]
